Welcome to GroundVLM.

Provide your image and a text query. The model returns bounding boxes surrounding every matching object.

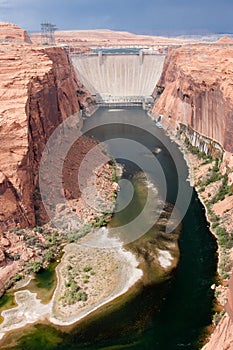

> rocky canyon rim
[0,22,232,349]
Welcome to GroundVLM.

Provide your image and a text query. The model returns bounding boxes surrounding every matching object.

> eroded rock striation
[153,44,233,153]
[1,23,233,347]
[152,43,233,350]
[0,41,96,232]
[0,22,31,43]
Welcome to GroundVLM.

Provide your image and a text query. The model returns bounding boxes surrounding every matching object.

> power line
[41,22,57,45]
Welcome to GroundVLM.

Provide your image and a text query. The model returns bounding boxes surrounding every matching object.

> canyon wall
[0,42,92,231]
[1,23,233,346]
[153,45,233,154]
[153,44,233,350]
[202,273,233,350]
[0,22,31,43]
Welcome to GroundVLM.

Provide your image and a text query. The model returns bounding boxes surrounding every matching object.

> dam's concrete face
[72,53,165,97]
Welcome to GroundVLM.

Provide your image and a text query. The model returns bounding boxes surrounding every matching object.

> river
[1,107,217,350]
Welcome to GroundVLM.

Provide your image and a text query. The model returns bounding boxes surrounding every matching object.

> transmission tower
[41,22,57,45]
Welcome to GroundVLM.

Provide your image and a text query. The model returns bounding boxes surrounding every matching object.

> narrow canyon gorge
[0,22,233,349]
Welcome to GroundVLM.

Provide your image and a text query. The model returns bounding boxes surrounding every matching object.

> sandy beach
[0,236,142,340]
[50,240,142,325]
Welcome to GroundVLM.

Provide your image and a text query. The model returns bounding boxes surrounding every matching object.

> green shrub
[44,250,53,263]
[108,159,115,166]
[78,224,92,237]
[70,281,79,293]
[211,174,232,204]
[29,261,42,273]
[213,310,226,326]
[67,231,78,243]
[216,226,227,236]
[216,227,233,249]
[212,222,219,229]
[80,292,87,302]
[201,157,213,165]
[13,274,21,282]
[67,264,72,271]
[65,281,71,288]
[201,158,222,186]
[93,216,107,228]
[67,225,92,242]
[83,266,92,273]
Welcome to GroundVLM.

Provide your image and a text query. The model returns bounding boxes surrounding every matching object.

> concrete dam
[71,51,165,107]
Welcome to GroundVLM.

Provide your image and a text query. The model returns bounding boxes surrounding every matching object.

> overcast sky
[0,0,232,34]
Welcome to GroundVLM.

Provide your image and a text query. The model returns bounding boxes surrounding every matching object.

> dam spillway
[71,52,165,105]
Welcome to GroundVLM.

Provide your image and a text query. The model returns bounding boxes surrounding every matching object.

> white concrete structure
[72,53,165,98]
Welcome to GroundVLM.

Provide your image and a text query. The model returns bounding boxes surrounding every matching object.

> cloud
[0,0,13,23]
[0,0,12,12]
[0,0,233,33]
[0,0,11,8]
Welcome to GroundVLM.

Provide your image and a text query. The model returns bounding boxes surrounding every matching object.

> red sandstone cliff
[202,313,233,350]
[0,37,98,289]
[0,43,83,231]
[0,22,31,43]
[153,44,233,349]
[153,45,233,153]
[1,24,233,346]
[202,270,233,350]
